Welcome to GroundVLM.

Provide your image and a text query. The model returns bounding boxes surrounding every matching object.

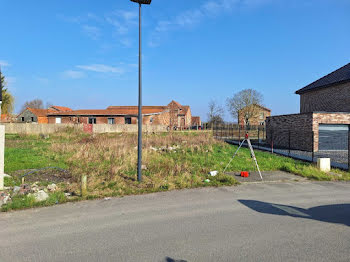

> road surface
[1,181,350,262]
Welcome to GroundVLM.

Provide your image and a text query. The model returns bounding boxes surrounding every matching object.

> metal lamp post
[130,0,152,182]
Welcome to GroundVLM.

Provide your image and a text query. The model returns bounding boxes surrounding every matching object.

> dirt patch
[10,168,73,184]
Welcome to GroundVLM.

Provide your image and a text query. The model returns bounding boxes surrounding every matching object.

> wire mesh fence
[213,124,349,170]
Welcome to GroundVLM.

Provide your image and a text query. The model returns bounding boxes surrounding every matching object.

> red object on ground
[241,171,249,177]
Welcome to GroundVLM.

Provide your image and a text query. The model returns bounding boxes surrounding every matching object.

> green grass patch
[1,192,73,212]
[3,131,350,212]
[5,134,68,173]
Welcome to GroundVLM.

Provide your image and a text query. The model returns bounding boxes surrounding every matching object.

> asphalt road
[1,181,350,262]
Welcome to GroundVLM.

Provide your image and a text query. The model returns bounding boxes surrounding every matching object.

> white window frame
[260,112,264,120]
[108,118,115,125]
[56,117,62,124]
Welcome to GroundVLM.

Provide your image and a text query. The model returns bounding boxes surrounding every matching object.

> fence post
[271,129,274,154]
[258,128,260,149]
[312,131,314,163]
[81,175,87,197]
[288,130,291,157]
[263,127,265,141]
[238,125,241,143]
[348,130,350,172]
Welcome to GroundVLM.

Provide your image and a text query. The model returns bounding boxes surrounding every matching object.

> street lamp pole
[130,0,151,182]
[137,2,142,182]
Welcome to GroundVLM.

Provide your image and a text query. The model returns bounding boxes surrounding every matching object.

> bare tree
[226,89,263,125]
[21,99,44,112]
[207,100,225,125]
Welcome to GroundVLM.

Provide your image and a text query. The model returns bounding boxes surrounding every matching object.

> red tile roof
[107,106,167,114]
[48,107,168,116]
[50,106,73,112]
[27,108,50,117]
[46,101,195,118]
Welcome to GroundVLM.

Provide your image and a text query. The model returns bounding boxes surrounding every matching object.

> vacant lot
[3,130,350,211]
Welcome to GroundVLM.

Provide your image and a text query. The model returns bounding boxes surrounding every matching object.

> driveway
[0,182,349,262]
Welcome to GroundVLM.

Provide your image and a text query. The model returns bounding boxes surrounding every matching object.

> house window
[89,117,97,124]
[260,112,264,120]
[56,117,62,124]
[108,118,115,125]
[21,117,25,122]
[150,117,154,123]
[125,117,132,125]
[31,117,34,122]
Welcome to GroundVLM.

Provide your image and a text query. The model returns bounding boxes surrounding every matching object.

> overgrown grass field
[3,130,350,211]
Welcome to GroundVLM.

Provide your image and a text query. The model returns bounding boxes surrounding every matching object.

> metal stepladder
[223,133,263,181]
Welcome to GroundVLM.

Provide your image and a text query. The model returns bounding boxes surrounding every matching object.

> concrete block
[0,125,4,190]
[317,158,331,173]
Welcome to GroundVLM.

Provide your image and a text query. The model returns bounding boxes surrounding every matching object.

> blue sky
[0,0,349,121]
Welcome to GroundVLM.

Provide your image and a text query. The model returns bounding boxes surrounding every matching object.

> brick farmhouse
[18,101,201,129]
[238,104,271,126]
[17,106,73,124]
[266,63,350,151]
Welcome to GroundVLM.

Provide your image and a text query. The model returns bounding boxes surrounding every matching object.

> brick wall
[46,110,192,128]
[267,112,350,152]
[185,108,192,128]
[4,123,168,134]
[266,113,314,151]
[300,82,350,113]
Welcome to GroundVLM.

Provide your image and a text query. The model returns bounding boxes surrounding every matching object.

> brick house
[17,106,72,123]
[266,62,350,151]
[47,101,201,129]
[238,105,271,126]
[192,116,202,128]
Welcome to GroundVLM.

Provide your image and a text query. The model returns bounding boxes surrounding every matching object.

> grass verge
[3,131,350,212]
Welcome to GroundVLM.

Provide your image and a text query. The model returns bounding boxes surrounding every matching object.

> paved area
[226,171,307,183]
[1,182,350,262]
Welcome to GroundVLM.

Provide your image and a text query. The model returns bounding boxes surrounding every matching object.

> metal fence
[213,124,349,170]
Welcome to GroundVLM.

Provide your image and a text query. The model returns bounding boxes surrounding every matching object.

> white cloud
[106,10,138,35]
[120,38,133,48]
[63,70,86,79]
[0,60,10,67]
[150,0,272,46]
[76,64,125,74]
[59,10,138,46]
[82,25,101,40]
[58,13,103,41]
